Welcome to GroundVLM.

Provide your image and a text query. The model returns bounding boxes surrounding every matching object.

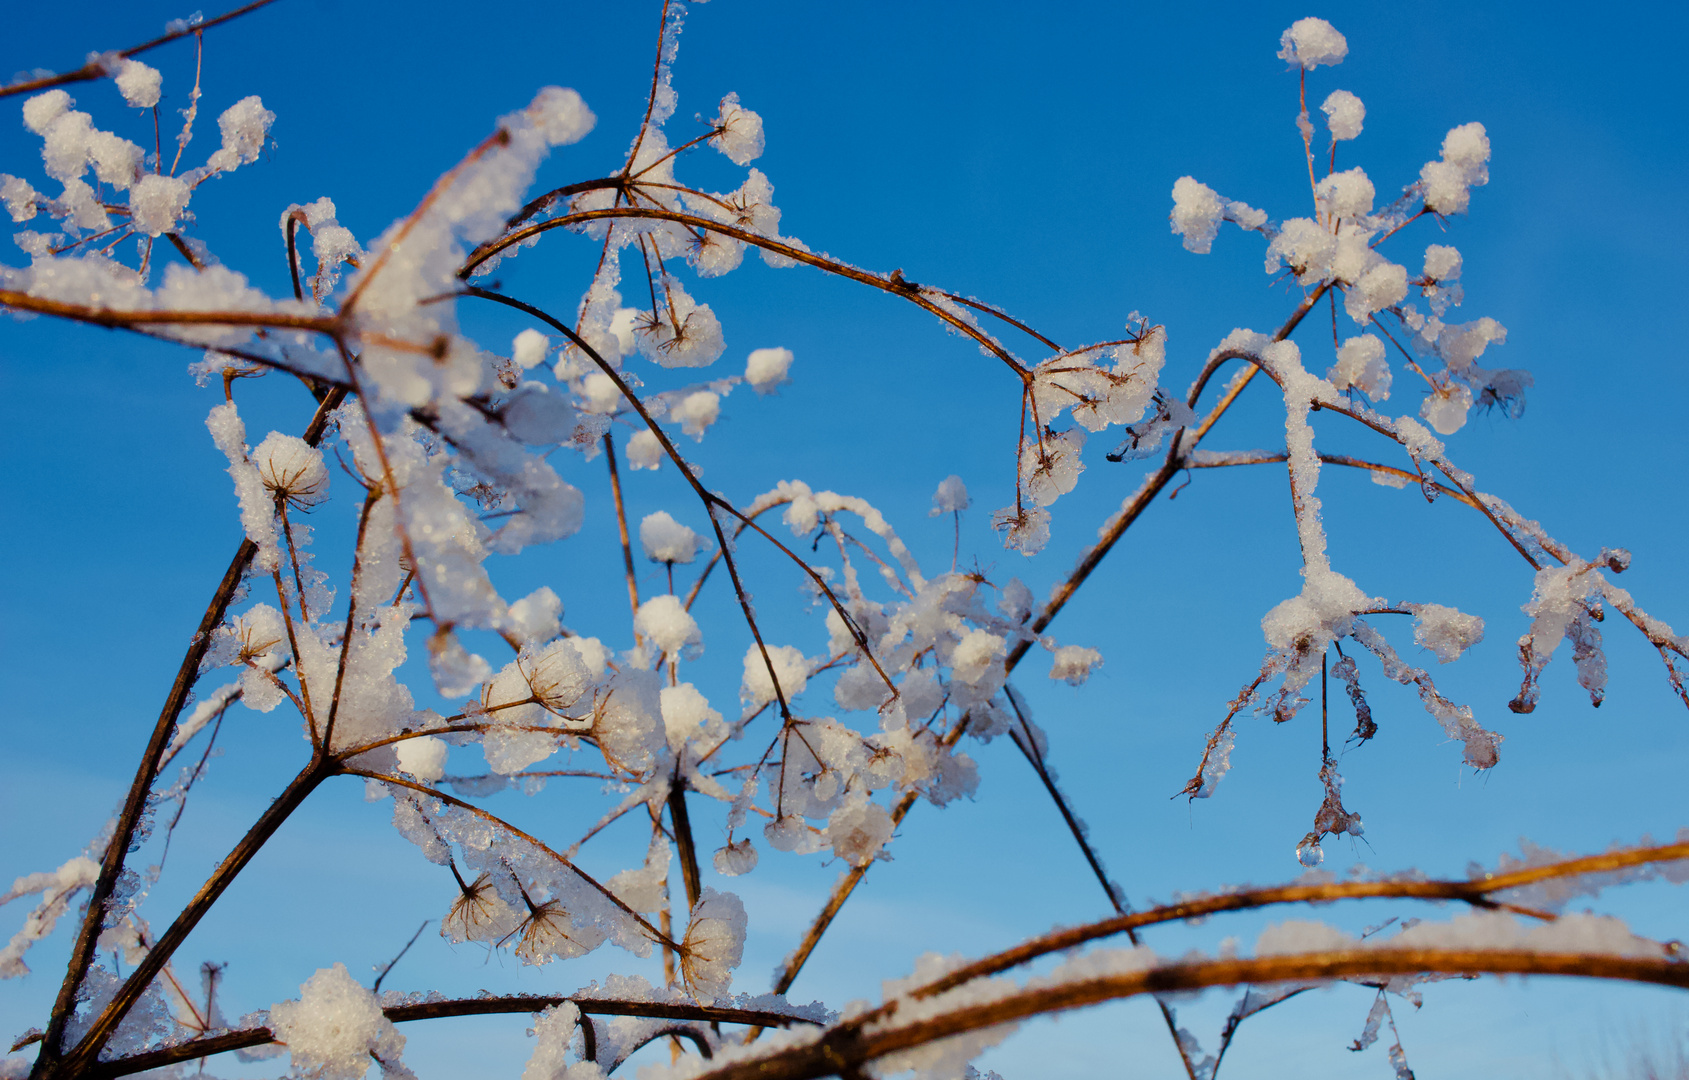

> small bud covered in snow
[670,389,720,440]
[1170,176,1224,254]
[638,283,726,369]
[1278,18,1348,69]
[639,510,708,564]
[269,963,406,1080]
[512,328,549,370]
[500,382,576,445]
[23,90,72,136]
[1266,218,1337,284]
[206,96,275,173]
[950,629,1006,686]
[252,432,329,508]
[1423,244,1462,281]
[1410,603,1484,663]
[930,475,970,515]
[113,59,162,108]
[740,643,808,708]
[711,92,765,166]
[505,587,563,646]
[127,173,190,236]
[1420,122,1491,215]
[826,796,894,867]
[1327,334,1391,401]
[626,428,664,470]
[1,174,38,222]
[1320,89,1364,140]
[1049,645,1103,687]
[745,347,793,394]
[396,736,448,782]
[1314,167,1374,220]
[713,838,758,876]
[1343,260,1408,323]
[1420,381,1474,435]
[634,594,701,657]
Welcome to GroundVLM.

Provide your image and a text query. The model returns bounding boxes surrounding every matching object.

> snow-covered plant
[2,8,1685,1080]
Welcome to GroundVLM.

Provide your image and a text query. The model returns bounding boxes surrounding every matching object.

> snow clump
[639,510,708,564]
[269,963,406,1080]
[1278,18,1348,69]
[744,347,793,394]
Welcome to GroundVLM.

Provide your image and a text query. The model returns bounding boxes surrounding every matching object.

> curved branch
[85,996,821,1079]
[457,208,1029,379]
[0,0,279,100]
[893,839,1689,1006]
[699,950,1689,1080]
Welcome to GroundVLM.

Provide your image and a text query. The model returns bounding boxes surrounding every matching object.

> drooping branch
[698,950,1689,1080]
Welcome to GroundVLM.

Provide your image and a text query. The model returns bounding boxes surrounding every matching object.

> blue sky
[2,1,1688,1078]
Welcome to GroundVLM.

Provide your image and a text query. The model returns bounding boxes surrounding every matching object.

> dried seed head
[252,432,329,509]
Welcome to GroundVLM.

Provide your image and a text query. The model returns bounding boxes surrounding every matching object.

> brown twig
[0,0,280,100]
[33,387,345,1080]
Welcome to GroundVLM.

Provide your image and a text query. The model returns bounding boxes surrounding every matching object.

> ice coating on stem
[0,855,100,978]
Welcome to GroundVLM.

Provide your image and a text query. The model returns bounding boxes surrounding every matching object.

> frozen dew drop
[1296,833,1325,868]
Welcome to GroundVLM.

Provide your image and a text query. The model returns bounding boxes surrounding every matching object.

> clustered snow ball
[633,594,701,656]
[744,346,793,394]
[671,389,720,439]
[113,59,163,109]
[1327,334,1392,402]
[269,963,406,1080]
[527,86,596,147]
[1420,121,1491,215]
[512,328,549,370]
[741,642,809,707]
[1321,89,1364,140]
[1170,176,1224,254]
[639,510,708,564]
[1314,167,1374,220]
[930,474,970,515]
[207,96,276,173]
[625,429,664,470]
[712,92,765,166]
[501,382,577,445]
[396,735,449,782]
[1278,17,1348,69]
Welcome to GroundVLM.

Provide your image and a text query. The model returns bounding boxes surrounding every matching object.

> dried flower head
[252,432,329,509]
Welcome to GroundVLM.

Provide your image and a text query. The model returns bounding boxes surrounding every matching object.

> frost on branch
[1,856,100,978]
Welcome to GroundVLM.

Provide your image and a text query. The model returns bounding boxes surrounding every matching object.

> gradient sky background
[3,1,1688,1078]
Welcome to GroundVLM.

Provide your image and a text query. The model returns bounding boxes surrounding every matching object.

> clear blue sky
[2,2,1687,1077]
